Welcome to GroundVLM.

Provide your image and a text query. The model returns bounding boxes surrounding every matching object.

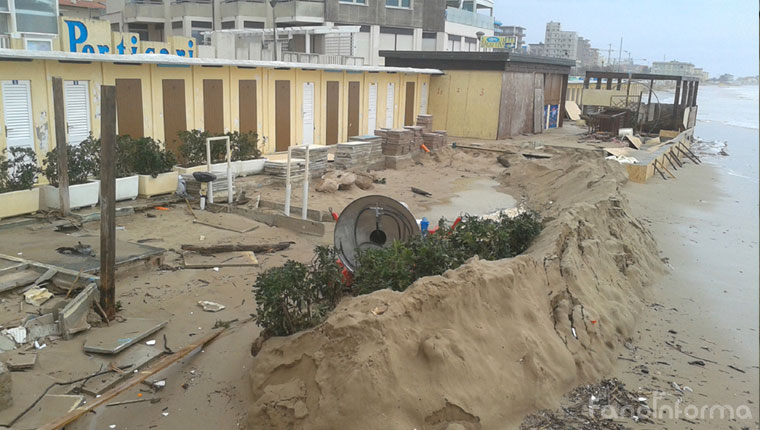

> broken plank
[83,318,168,355]
[19,268,58,294]
[59,283,99,339]
[80,345,163,395]
[624,135,643,150]
[0,270,40,294]
[183,251,259,269]
[180,242,293,255]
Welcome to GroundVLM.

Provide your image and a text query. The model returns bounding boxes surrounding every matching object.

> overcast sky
[493,0,759,77]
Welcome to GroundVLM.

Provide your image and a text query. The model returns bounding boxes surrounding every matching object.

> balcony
[282,51,363,65]
[124,0,165,21]
[274,0,325,24]
[220,0,267,19]
[445,7,494,30]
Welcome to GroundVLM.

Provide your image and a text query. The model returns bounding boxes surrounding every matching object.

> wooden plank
[100,85,117,319]
[0,270,39,293]
[191,211,261,233]
[0,263,29,277]
[183,251,259,268]
[80,345,163,396]
[37,330,224,430]
[564,100,581,121]
[83,318,168,355]
[52,77,70,216]
[624,135,643,149]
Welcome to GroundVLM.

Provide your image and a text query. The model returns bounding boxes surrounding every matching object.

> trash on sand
[198,301,225,312]
[145,340,157,346]
[411,187,432,197]
[688,360,705,367]
[162,407,169,416]
[24,287,53,306]
[213,267,219,272]
[2,327,26,344]
[109,425,116,429]
[371,306,387,316]
[34,340,46,349]
[56,241,96,257]
[153,380,166,389]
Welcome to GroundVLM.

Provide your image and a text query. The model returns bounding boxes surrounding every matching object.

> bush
[177,129,223,166]
[42,143,98,187]
[252,212,542,336]
[253,246,344,336]
[0,147,40,193]
[131,137,176,177]
[228,131,261,161]
[81,134,136,179]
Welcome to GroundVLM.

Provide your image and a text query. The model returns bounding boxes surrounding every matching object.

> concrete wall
[0,58,432,158]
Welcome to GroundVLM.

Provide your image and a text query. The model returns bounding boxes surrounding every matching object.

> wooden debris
[191,211,260,233]
[183,251,259,268]
[80,345,163,396]
[180,242,293,255]
[0,270,39,294]
[411,187,432,197]
[59,283,99,339]
[38,329,225,430]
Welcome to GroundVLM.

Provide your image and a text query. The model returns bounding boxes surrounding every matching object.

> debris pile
[520,379,653,430]
[334,142,372,170]
[291,146,329,177]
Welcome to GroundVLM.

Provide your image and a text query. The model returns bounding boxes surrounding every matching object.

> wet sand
[613,120,759,428]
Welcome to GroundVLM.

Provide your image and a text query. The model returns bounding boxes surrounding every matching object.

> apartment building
[543,21,577,60]
[103,0,496,66]
[493,24,525,53]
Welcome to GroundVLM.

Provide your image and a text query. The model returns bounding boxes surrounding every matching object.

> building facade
[0,18,437,161]
[651,60,694,77]
[102,0,496,66]
[543,21,577,61]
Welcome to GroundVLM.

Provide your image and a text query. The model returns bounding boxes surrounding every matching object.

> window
[0,0,9,34]
[222,21,235,29]
[385,0,410,8]
[244,21,264,29]
[15,0,58,34]
[340,0,366,3]
[24,38,52,51]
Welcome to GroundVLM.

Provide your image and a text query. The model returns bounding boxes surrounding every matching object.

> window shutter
[64,81,91,146]
[2,80,34,149]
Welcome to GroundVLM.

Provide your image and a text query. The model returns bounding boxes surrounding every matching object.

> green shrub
[82,134,136,179]
[42,143,98,187]
[131,137,176,177]
[177,129,227,166]
[228,131,261,161]
[0,147,40,193]
[253,212,542,336]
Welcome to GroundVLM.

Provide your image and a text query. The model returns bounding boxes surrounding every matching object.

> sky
[492,0,759,77]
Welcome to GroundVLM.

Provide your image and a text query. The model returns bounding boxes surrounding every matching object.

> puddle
[420,178,517,222]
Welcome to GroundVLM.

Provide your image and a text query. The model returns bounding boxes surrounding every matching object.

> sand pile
[246,150,665,429]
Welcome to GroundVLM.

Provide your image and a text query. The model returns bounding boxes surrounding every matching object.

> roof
[380,50,574,73]
[0,49,442,75]
[584,70,699,82]
[59,0,105,9]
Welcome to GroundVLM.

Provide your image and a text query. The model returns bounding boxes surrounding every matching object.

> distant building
[493,25,524,52]
[693,67,709,82]
[543,21,577,61]
[59,0,106,20]
[651,60,694,76]
[527,42,545,56]
[576,37,599,69]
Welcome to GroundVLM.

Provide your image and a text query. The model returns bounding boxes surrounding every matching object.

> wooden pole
[51,77,70,216]
[99,85,117,319]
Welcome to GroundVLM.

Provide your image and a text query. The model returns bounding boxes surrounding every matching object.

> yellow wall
[0,58,432,159]
[428,70,503,139]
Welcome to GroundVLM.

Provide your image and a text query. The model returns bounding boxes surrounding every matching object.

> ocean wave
[697,118,759,130]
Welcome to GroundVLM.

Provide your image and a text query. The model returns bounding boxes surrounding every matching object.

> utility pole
[617,37,623,72]
[269,0,278,61]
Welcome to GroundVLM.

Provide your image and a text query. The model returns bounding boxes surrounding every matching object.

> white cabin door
[385,82,395,128]
[367,82,377,132]
[302,82,314,146]
[64,80,91,145]
[2,80,34,149]
[419,81,428,115]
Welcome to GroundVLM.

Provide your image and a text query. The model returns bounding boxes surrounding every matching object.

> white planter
[238,158,267,176]
[41,181,100,210]
[0,188,40,219]
[115,175,139,201]
[210,161,240,176]
[138,171,179,198]
[173,165,208,175]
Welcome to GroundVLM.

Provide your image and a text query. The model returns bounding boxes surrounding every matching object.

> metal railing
[444,7,494,30]
[282,51,364,65]
[0,35,9,49]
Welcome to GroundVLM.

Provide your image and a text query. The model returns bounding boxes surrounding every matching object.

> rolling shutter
[2,80,34,149]
[64,81,91,146]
